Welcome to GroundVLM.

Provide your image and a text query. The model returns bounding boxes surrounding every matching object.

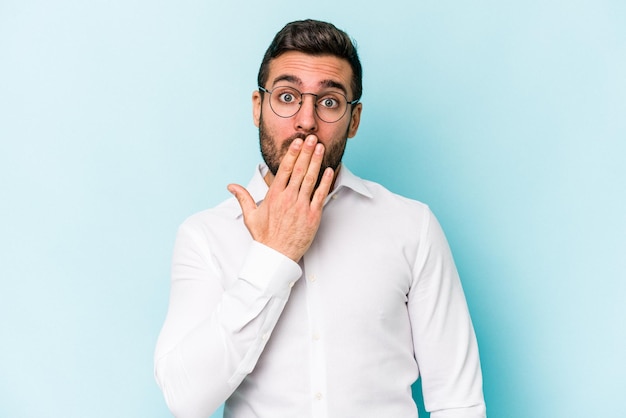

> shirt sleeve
[408,209,487,418]
[154,221,302,418]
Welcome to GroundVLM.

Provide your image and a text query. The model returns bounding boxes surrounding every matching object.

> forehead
[267,51,353,94]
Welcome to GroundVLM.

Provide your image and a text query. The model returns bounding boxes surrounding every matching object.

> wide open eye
[318,95,340,109]
[279,92,295,103]
[275,87,300,105]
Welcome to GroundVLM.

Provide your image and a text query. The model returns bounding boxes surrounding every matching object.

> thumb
[227,184,257,216]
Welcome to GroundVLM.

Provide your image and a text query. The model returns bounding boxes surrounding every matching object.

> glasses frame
[258,85,359,123]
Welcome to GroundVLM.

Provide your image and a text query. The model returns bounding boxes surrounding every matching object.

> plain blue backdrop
[1,1,624,417]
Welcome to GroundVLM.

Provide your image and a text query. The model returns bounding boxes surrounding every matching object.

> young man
[155,19,486,418]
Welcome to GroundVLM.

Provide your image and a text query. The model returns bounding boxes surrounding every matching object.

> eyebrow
[319,79,348,95]
[272,74,348,96]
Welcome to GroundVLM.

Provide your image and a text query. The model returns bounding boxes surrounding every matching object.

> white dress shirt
[155,164,486,418]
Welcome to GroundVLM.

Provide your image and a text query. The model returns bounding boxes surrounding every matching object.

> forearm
[155,236,301,417]
[154,294,289,417]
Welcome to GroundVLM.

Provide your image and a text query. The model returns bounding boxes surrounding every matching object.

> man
[155,19,486,418]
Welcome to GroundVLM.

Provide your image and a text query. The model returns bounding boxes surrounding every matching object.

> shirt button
[262,332,270,341]
[288,281,295,288]
[312,332,320,341]
[314,392,323,400]
[309,274,317,283]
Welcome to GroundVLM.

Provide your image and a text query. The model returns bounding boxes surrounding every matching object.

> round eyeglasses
[259,85,359,123]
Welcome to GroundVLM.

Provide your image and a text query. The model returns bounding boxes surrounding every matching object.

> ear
[347,102,362,138]
[252,90,262,127]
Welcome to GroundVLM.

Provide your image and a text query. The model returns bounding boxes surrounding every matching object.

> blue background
[1,1,624,417]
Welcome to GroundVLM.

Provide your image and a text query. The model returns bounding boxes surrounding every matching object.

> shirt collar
[229,163,373,218]
[331,163,373,200]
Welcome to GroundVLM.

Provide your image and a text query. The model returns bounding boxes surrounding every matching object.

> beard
[259,112,348,188]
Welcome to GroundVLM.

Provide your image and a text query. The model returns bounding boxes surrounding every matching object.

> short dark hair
[257,19,363,102]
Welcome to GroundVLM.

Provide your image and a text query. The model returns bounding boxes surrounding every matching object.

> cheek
[321,121,350,142]
[264,115,292,137]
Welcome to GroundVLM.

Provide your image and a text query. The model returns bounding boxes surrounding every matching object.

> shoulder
[338,166,431,217]
[359,178,432,218]
[177,196,243,237]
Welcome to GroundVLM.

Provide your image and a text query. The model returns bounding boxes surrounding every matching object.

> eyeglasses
[259,85,359,123]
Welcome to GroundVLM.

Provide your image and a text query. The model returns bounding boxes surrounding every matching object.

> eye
[279,93,295,103]
[318,95,340,109]
[276,88,300,104]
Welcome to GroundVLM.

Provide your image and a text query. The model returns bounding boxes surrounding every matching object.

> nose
[294,93,318,133]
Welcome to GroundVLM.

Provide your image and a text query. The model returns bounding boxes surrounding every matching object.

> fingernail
[291,138,303,149]
[315,143,324,154]
[306,135,317,145]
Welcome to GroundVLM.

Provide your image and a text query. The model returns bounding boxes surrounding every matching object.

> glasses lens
[314,91,347,123]
[269,86,301,118]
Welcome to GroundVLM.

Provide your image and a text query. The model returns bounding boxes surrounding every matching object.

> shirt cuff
[238,241,303,298]
[430,404,487,418]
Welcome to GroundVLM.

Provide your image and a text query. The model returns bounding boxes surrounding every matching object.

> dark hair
[257,19,363,101]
